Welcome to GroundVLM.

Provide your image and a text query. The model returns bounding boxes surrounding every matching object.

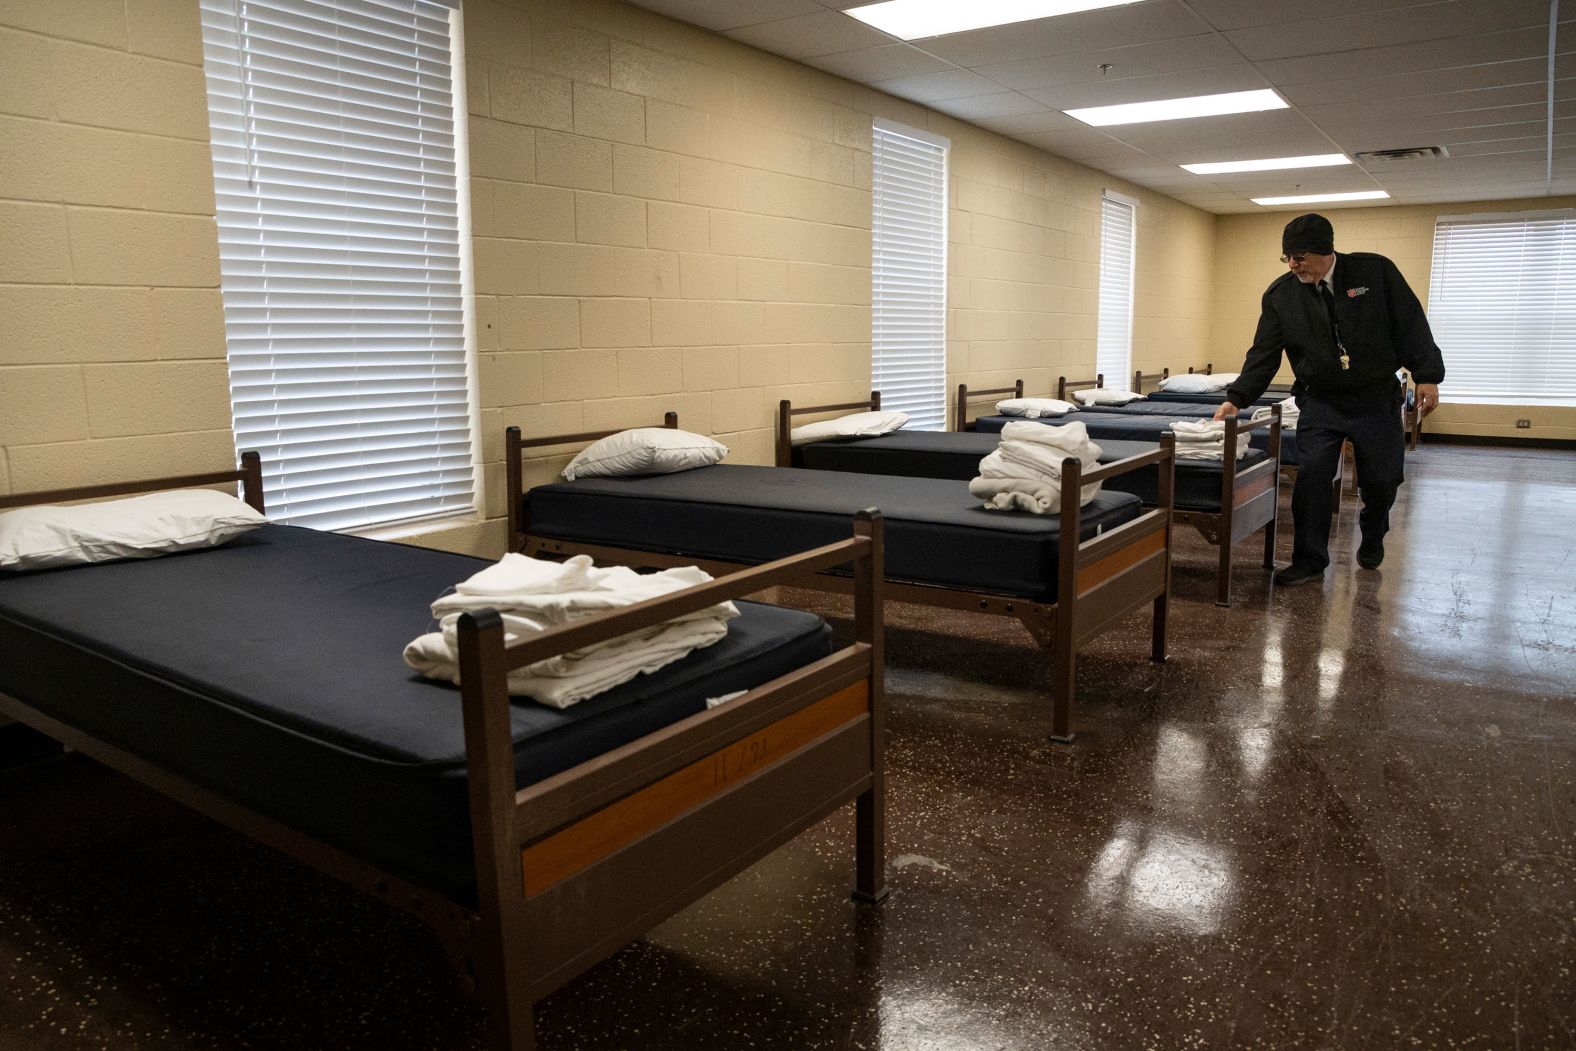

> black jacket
[1227,251,1446,412]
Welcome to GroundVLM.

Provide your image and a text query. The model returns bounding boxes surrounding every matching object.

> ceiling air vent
[1356,146,1449,162]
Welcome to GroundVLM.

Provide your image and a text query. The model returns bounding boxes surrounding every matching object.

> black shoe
[1273,563,1325,588]
[1357,542,1384,570]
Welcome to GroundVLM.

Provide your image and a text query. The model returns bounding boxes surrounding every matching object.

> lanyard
[1316,281,1350,370]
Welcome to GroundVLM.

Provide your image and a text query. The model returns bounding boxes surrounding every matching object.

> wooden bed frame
[944,383,1281,606]
[1133,368,1170,394]
[0,456,888,1051]
[507,419,1176,743]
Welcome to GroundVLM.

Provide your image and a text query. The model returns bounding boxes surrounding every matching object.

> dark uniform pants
[1291,394,1406,570]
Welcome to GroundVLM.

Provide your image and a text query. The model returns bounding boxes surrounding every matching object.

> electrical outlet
[1516,419,1532,429]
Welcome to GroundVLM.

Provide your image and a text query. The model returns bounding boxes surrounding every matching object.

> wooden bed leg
[1154,435,1174,663]
[851,510,888,905]
[1050,646,1075,744]
[1216,420,1237,608]
[1152,593,1168,663]
[488,1008,538,1051]
[458,610,539,1051]
[1216,539,1233,608]
[853,789,888,905]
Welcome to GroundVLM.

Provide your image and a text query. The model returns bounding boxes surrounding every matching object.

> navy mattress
[0,525,831,902]
[973,413,1300,466]
[525,464,1144,601]
[1145,390,1290,406]
[795,433,1267,511]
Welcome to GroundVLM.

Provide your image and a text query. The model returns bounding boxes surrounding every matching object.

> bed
[0,455,887,1051]
[508,419,1177,743]
[1131,367,1293,406]
[782,395,1280,607]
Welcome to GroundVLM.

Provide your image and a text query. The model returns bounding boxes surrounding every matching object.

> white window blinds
[1097,192,1137,386]
[1427,211,1576,405]
[200,0,474,531]
[872,120,949,431]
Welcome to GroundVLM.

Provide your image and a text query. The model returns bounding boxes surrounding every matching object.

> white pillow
[1159,372,1237,394]
[0,489,269,572]
[1073,387,1145,406]
[995,397,1078,419]
[790,410,908,446]
[562,427,727,480]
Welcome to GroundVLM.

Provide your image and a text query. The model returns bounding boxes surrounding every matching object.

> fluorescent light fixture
[1181,153,1351,175]
[1065,89,1287,127]
[845,0,1145,40]
[1251,190,1391,206]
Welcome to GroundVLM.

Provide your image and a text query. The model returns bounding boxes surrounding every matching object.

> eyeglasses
[1280,252,1323,264]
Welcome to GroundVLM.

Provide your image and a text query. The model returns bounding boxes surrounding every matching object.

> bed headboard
[1133,368,1169,394]
[0,452,267,515]
[506,413,679,551]
[950,380,1025,432]
[775,392,881,467]
[1056,374,1104,402]
[1188,363,1213,375]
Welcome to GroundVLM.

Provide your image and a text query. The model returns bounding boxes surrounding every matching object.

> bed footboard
[458,514,887,1050]
[1170,407,1283,607]
[1049,437,1176,742]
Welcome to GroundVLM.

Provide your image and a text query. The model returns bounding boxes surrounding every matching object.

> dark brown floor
[2,443,1573,1050]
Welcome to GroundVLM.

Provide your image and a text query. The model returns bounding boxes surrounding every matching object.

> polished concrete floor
[1,443,1572,1050]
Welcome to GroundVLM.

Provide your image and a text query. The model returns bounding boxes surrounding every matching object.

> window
[1096,191,1137,387]
[200,0,474,531]
[1428,210,1576,405]
[871,119,949,431]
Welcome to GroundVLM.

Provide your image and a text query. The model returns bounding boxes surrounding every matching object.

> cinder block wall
[0,3,231,497]
[1210,198,1576,441]
[471,0,1218,527]
[0,0,1213,558]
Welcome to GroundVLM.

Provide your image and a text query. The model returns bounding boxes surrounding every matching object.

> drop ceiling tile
[630,0,826,32]
[725,9,896,60]
[1278,58,1548,105]
[918,1,1207,68]
[1325,104,1558,144]
[1190,166,1372,189]
[970,33,1240,91]
[1167,140,1353,165]
[1298,81,1561,123]
[971,109,1084,135]
[930,92,1049,120]
[1049,141,1163,167]
[1016,128,1126,153]
[1184,0,1448,32]
[1022,64,1269,110]
[1259,27,1554,85]
[1102,108,1323,153]
[870,68,1005,102]
[811,43,958,82]
[1223,0,1550,62]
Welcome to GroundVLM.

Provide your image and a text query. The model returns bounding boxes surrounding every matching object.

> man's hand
[1415,383,1439,416]
[1212,401,1238,421]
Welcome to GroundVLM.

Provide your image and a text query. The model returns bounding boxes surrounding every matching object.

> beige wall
[469,0,1217,546]
[1211,197,1576,442]
[0,2,231,498]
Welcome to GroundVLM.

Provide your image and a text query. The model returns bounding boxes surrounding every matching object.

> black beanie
[1282,213,1334,255]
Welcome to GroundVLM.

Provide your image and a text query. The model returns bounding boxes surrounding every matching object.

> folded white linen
[968,420,1103,514]
[1002,419,1103,460]
[1168,418,1249,460]
[1170,419,1227,442]
[449,552,595,597]
[405,556,739,708]
[1251,397,1299,429]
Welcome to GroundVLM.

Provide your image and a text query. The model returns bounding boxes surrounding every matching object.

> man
[1213,213,1444,587]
